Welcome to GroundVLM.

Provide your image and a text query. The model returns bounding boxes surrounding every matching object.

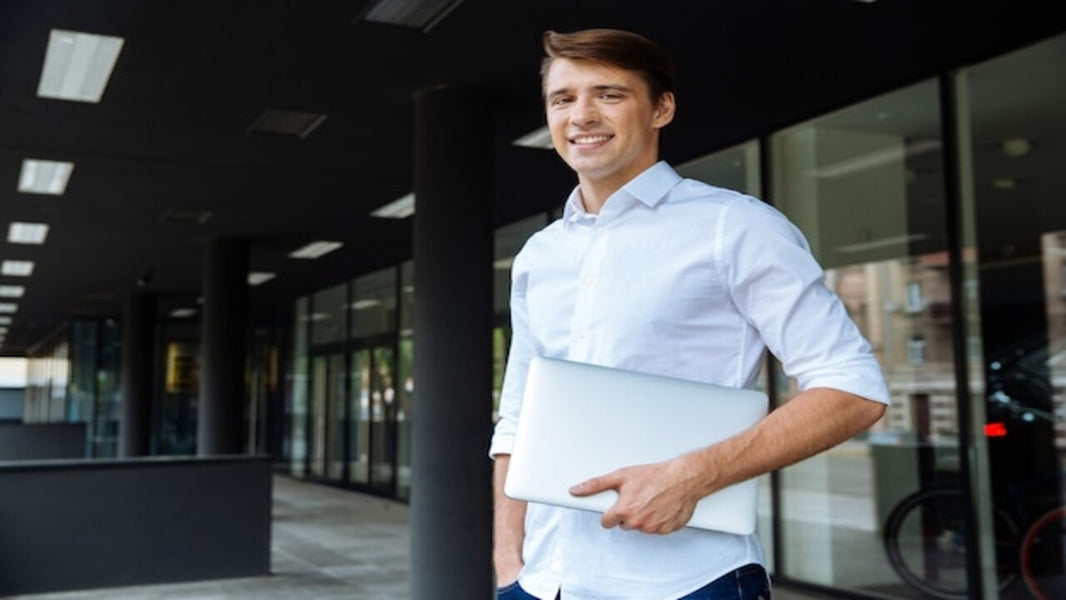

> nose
[570,95,600,127]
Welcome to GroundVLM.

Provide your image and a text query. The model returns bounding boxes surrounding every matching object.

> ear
[652,92,676,129]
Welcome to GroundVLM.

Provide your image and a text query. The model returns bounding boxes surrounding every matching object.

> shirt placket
[567,222,608,363]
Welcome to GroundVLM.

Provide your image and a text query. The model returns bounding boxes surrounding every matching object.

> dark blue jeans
[496,564,770,600]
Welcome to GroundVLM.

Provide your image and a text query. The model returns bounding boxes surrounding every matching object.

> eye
[599,92,623,102]
[550,96,573,107]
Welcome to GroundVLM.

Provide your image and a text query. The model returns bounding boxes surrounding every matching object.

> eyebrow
[546,84,634,99]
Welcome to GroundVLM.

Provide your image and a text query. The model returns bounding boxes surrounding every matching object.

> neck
[576,159,658,215]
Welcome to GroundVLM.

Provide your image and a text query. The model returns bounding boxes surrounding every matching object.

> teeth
[573,135,611,144]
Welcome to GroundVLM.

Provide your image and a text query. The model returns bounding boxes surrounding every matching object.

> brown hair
[540,29,675,103]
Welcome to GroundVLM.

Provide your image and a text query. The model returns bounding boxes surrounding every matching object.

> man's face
[544,58,674,188]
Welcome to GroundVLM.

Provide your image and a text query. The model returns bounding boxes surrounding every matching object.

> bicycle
[882,393,1065,599]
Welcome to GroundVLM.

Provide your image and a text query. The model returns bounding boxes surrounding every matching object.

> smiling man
[489,29,889,600]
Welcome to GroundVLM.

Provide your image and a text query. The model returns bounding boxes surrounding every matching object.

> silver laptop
[505,356,768,535]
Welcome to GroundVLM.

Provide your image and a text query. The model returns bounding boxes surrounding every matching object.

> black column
[411,86,494,599]
[198,238,249,456]
[119,291,155,457]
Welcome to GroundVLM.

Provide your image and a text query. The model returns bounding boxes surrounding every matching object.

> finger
[569,471,621,496]
[601,511,624,529]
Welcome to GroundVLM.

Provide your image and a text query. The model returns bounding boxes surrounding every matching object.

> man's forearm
[676,387,886,499]
[493,455,526,585]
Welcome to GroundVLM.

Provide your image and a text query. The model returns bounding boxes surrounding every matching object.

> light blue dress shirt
[490,161,889,600]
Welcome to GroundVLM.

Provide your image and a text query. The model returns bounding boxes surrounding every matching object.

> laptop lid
[505,356,768,535]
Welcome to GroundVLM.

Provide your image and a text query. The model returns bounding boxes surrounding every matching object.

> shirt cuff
[489,433,515,458]
[801,372,890,405]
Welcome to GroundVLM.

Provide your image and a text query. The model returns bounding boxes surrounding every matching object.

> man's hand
[569,458,706,535]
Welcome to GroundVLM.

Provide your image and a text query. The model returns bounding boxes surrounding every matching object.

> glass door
[309,351,345,481]
[348,342,397,493]
[370,345,396,493]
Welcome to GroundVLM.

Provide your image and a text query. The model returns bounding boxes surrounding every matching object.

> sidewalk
[12,475,836,599]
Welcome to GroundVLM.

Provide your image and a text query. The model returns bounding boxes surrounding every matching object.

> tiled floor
[11,475,838,599]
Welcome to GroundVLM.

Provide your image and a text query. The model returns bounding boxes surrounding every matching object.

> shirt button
[582,275,595,286]
[595,229,606,237]
[575,329,588,340]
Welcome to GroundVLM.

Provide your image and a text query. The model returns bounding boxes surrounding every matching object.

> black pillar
[198,238,249,456]
[411,86,494,598]
[119,291,155,457]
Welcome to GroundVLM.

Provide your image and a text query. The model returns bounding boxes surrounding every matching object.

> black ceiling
[0,0,1062,355]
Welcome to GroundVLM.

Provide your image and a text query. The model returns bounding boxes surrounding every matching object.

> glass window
[677,139,762,197]
[771,79,962,597]
[397,261,414,500]
[351,268,397,340]
[311,283,348,347]
[960,33,1066,599]
[290,296,309,476]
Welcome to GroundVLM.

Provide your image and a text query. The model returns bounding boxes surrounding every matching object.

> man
[490,29,889,600]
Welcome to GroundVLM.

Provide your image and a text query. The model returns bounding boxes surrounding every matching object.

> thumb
[569,471,621,497]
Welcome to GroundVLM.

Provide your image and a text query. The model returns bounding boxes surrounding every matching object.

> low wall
[0,455,272,595]
[0,422,86,460]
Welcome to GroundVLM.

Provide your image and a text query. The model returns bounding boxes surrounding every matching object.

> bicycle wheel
[884,488,1018,599]
[1021,506,1066,600]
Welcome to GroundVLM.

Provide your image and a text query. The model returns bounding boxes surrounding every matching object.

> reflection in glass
[772,79,961,597]
[310,355,328,477]
[964,33,1066,599]
[290,297,308,476]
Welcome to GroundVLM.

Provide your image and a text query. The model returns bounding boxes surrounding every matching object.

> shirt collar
[562,161,682,226]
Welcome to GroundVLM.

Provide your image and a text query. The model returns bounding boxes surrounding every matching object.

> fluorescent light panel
[169,308,197,318]
[363,0,464,31]
[512,125,554,150]
[38,29,124,103]
[351,299,381,310]
[0,286,25,298]
[1,261,34,277]
[289,241,343,259]
[371,193,415,218]
[8,222,50,244]
[248,272,276,286]
[0,303,17,314]
[18,159,74,195]
[0,316,11,325]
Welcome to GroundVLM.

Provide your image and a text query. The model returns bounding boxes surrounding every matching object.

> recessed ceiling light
[289,241,343,259]
[0,303,17,314]
[361,0,464,32]
[7,222,50,244]
[18,159,74,195]
[371,193,415,218]
[992,178,1017,190]
[38,29,124,103]
[248,272,276,286]
[169,308,197,318]
[0,316,11,325]
[1,261,34,277]
[0,286,25,298]
[512,125,554,150]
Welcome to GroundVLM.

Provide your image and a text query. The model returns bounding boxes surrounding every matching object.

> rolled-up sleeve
[489,254,537,457]
[720,199,889,404]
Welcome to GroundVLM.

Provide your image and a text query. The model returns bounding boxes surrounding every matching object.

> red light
[984,422,1008,437]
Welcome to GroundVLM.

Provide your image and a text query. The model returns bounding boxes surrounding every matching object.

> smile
[570,134,613,145]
